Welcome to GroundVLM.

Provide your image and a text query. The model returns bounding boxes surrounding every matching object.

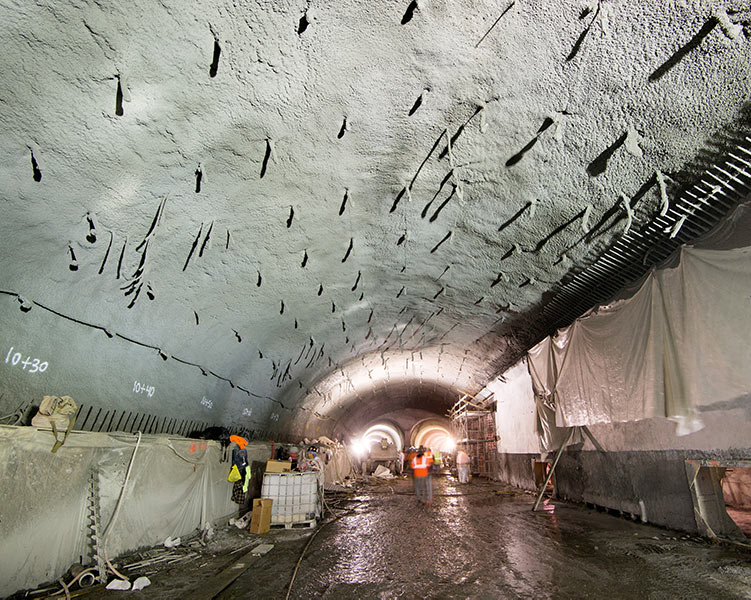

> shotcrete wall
[483,360,539,490]
[0,295,290,439]
[554,409,751,533]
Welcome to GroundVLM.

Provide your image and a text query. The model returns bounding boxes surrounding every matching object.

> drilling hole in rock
[86,214,97,244]
[195,167,202,193]
[30,150,42,182]
[390,188,406,213]
[115,77,124,116]
[116,241,126,279]
[408,92,423,116]
[537,116,555,134]
[199,222,212,257]
[209,39,221,77]
[342,237,353,262]
[68,245,78,271]
[298,14,309,35]
[261,140,272,178]
[401,0,418,25]
[287,206,294,228]
[338,117,347,139]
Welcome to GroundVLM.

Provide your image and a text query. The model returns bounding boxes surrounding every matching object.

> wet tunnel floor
[221,475,751,600]
[65,475,751,600]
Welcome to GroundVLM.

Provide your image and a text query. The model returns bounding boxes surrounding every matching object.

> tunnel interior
[2,0,751,597]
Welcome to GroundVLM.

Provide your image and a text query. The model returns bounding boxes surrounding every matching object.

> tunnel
[1,1,751,597]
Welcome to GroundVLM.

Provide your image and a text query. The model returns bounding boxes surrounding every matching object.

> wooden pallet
[269,519,317,530]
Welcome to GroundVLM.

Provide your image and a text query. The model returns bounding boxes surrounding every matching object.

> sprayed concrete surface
[2,2,751,436]
[43,475,751,599]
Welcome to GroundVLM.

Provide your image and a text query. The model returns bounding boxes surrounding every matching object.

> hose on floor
[41,567,97,599]
[56,578,70,600]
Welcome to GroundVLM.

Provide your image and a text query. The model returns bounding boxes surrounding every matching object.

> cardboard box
[250,498,273,534]
[265,460,292,473]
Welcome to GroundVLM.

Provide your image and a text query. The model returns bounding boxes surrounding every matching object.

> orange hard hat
[229,435,248,449]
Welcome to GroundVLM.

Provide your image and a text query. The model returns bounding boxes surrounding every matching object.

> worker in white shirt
[456,446,470,484]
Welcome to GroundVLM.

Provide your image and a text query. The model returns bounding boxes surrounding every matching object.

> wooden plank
[184,548,263,600]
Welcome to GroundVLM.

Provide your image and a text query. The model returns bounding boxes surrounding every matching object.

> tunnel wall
[0,425,271,596]
[481,360,539,489]
[554,448,750,533]
[0,295,285,439]
[491,360,538,454]
[554,406,751,533]
[484,346,751,534]
[490,383,751,533]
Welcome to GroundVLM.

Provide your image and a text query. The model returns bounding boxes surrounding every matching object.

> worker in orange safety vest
[411,448,434,506]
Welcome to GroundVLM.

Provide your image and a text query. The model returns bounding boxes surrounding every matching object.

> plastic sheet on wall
[0,425,236,597]
[527,338,582,452]
[528,245,751,433]
[323,446,355,484]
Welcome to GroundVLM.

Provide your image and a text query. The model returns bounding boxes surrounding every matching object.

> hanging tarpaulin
[0,425,237,597]
[658,246,751,423]
[528,245,751,432]
[527,336,581,452]
[552,275,665,428]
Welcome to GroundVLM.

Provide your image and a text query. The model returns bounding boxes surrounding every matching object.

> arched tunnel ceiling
[1,1,750,437]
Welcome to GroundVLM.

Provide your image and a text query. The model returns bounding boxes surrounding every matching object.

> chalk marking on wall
[4,346,48,373]
[133,380,155,398]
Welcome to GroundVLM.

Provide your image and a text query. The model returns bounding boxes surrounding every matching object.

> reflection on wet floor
[217,474,751,600]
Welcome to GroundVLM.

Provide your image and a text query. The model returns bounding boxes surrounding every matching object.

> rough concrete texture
[1,1,751,436]
[555,448,751,533]
[494,451,539,490]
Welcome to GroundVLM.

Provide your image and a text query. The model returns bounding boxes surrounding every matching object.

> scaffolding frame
[448,392,497,478]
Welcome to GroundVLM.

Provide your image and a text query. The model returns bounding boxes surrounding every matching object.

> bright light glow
[413,423,453,451]
[362,422,403,451]
[350,438,368,457]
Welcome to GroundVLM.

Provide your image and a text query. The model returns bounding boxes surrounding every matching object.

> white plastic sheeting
[529,246,751,433]
[0,426,241,597]
[323,445,355,485]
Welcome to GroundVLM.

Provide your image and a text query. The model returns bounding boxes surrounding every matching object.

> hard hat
[229,435,248,449]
